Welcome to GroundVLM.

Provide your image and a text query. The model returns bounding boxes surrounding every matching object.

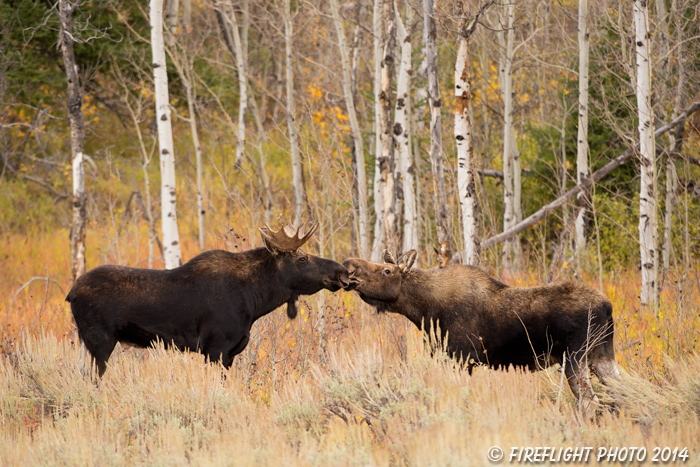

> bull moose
[343,250,621,413]
[67,223,350,376]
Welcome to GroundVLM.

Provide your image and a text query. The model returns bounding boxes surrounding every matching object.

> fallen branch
[4,162,69,201]
[478,100,700,252]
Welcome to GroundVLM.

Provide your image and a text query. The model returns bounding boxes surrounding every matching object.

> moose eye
[299,256,308,263]
[382,268,392,276]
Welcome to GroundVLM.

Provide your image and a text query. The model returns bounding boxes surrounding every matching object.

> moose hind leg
[80,333,117,378]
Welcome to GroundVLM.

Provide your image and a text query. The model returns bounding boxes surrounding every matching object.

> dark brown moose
[343,250,621,414]
[67,223,350,377]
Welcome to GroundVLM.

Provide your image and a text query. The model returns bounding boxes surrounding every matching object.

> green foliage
[1,0,147,107]
[0,179,66,234]
[593,192,638,269]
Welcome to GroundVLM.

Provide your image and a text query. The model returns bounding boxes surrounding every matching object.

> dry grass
[1,326,700,466]
[1,231,700,465]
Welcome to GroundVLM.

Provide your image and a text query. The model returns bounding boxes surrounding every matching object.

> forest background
[1,0,700,464]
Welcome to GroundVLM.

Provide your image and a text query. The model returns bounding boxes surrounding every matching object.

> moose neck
[236,248,295,323]
[387,269,445,330]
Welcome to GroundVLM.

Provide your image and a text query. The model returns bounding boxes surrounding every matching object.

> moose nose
[339,274,351,289]
[341,266,360,290]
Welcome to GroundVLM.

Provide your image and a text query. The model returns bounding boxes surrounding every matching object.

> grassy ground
[1,230,699,465]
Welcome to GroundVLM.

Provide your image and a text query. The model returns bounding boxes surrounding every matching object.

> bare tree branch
[478,100,700,252]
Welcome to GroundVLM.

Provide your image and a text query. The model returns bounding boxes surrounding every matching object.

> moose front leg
[222,333,250,369]
[565,356,600,418]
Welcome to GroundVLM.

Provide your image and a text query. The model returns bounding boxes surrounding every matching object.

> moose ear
[383,249,397,265]
[398,250,417,273]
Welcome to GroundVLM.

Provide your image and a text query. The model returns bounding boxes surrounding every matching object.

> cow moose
[343,250,621,414]
[67,223,351,377]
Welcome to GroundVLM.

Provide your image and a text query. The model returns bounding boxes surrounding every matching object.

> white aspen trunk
[393,9,417,255]
[284,0,306,226]
[409,0,423,250]
[59,0,86,281]
[455,6,480,266]
[186,80,205,250]
[329,0,369,258]
[350,2,362,255]
[634,0,658,307]
[662,3,685,280]
[381,0,397,254]
[498,1,517,271]
[224,1,247,170]
[512,129,523,268]
[575,0,590,265]
[662,158,677,274]
[423,0,451,264]
[151,0,182,269]
[414,61,428,134]
[183,0,191,30]
[656,1,685,286]
[165,0,179,45]
[409,80,423,252]
[371,0,386,260]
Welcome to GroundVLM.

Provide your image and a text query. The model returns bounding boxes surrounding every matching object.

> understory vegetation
[0,229,699,465]
[2,0,700,463]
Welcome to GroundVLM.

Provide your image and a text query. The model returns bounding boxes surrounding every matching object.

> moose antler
[259,222,318,252]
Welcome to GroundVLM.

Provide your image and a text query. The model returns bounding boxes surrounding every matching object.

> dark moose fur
[343,250,621,412]
[67,224,350,376]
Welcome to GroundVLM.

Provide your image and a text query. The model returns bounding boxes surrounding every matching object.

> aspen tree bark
[329,0,369,258]
[657,0,685,283]
[657,0,672,282]
[165,0,179,45]
[662,136,679,277]
[183,0,191,30]
[351,3,361,102]
[59,0,86,281]
[186,75,205,250]
[574,0,590,266]
[410,5,425,250]
[380,0,397,254]
[284,0,306,226]
[634,0,658,308]
[151,0,183,269]
[350,2,362,255]
[498,0,519,271]
[662,2,685,280]
[372,0,385,260]
[393,8,417,254]
[454,1,481,266]
[423,0,451,264]
[511,129,523,267]
[222,1,248,170]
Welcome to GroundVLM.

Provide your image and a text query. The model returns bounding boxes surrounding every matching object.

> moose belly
[115,322,197,351]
